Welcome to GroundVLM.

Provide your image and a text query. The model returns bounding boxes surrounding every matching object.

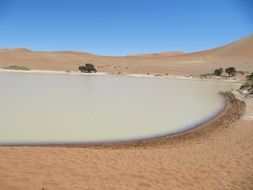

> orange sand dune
[127,51,184,58]
[0,35,252,75]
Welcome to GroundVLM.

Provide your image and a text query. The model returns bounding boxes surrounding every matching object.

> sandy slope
[126,51,184,58]
[0,35,252,75]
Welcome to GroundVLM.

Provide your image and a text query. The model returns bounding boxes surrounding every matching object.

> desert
[0,35,252,189]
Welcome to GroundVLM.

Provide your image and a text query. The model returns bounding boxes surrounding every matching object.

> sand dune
[209,35,253,61]
[127,51,184,58]
[0,35,252,75]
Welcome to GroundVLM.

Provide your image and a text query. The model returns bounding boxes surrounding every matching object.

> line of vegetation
[4,65,30,70]
[213,67,237,77]
[200,67,247,79]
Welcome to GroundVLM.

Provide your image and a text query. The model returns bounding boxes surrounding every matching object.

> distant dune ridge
[126,51,184,58]
[0,35,252,75]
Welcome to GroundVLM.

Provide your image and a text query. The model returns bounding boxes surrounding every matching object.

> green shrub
[214,68,223,76]
[225,67,236,77]
[4,65,30,70]
[78,63,97,73]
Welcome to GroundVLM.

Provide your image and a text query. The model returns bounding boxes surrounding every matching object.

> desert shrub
[240,72,253,95]
[225,67,236,77]
[240,79,253,90]
[246,72,253,80]
[200,73,213,78]
[237,71,245,75]
[214,68,223,76]
[78,63,97,73]
[4,65,30,70]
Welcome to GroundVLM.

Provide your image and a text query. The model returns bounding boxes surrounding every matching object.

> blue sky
[0,0,252,55]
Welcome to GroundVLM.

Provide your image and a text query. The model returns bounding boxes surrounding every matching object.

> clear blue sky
[0,0,252,55]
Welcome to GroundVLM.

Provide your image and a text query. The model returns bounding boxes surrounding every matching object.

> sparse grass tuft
[4,65,30,70]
